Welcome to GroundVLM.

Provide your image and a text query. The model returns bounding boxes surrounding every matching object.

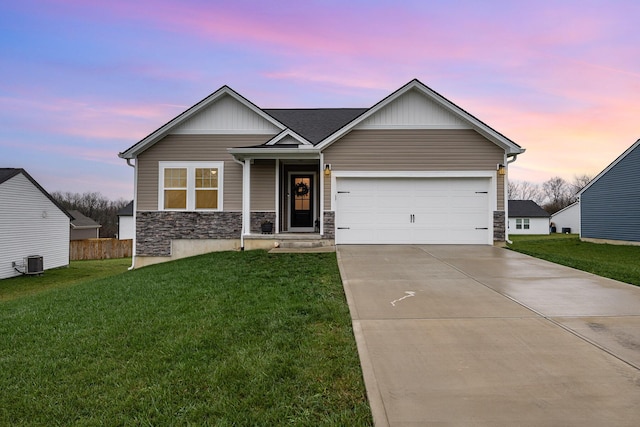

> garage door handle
[475,227,488,230]
[337,191,350,194]
[475,191,488,194]
[337,227,350,230]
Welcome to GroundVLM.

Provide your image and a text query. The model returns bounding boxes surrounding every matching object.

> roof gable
[508,200,550,218]
[316,79,524,155]
[119,86,285,159]
[355,87,471,130]
[578,138,640,196]
[0,168,73,219]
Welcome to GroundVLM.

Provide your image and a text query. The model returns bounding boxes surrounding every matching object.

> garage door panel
[335,177,491,245]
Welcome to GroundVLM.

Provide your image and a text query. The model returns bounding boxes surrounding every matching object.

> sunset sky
[1,0,638,200]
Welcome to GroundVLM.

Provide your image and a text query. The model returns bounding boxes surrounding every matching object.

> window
[159,162,223,211]
[515,218,530,230]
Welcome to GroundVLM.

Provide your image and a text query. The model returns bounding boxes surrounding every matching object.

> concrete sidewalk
[337,245,640,426]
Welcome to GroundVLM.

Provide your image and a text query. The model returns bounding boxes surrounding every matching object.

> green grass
[0,251,372,426]
[0,258,131,302]
[508,234,640,286]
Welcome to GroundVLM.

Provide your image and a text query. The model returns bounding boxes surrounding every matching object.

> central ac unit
[25,255,44,275]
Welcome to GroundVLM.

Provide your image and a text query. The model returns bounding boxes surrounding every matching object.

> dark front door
[290,174,314,228]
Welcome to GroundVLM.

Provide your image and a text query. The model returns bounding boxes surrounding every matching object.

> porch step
[278,240,327,249]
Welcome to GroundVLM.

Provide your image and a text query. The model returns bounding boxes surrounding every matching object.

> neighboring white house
[508,200,550,235]
[550,202,579,234]
[117,200,134,240]
[0,168,71,279]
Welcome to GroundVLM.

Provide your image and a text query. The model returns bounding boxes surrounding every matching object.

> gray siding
[323,129,505,210]
[136,134,274,211]
[581,143,640,242]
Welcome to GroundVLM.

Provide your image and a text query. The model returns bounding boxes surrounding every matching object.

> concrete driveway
[337,245,640,426]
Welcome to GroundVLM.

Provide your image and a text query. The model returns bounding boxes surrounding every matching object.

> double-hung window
[515,218,530,230]
[159,162,223,211]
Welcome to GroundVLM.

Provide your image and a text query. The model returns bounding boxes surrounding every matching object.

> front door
[290,174,314,229]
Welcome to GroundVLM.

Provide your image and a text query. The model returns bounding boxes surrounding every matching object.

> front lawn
[507,234,640,286]
[0,251,372,426]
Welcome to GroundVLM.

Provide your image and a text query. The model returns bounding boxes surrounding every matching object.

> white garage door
[335,177,491,244]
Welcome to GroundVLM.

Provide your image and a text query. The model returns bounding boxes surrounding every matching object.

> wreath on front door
[294,182,310,197]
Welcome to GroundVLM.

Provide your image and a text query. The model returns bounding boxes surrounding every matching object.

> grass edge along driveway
[508,234,640,286]
[0,251,373,426]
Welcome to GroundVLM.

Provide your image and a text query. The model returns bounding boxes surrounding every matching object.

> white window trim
[158,161,224,211]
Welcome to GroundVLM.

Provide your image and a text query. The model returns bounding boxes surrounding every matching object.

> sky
[1,0,638,200]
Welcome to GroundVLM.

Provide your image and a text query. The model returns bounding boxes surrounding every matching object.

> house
[68,210,101,240]
[0,168,71,279]
[117,201,134,240]
[119,79,525,268]
[578,139,640,245]
[507,200,550,235]
[550,201,579,234]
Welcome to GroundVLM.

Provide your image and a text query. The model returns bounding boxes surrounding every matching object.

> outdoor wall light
[497,164,506,176]
[324,164,331,176]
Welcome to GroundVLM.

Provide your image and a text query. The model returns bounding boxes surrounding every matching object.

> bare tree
[570,174,593,195]
[51,191,129,238]
[507,180,543,204]
[541,176,573,213]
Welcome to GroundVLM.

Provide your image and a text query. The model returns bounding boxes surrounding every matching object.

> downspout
[232,157,246,250]
[504,154,519,244]
[126,158,137,270]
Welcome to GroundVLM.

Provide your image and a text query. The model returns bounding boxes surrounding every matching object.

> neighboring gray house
[119,79,525,268]
[550,201,579,234]
[68,210,101,240]
[579,139,640,245]
[508,200,550,235]
[117,201,134,240]
[0,168,71,279]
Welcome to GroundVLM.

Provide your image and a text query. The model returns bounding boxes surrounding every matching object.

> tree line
[51,191,131,238]
[508,174,592,214]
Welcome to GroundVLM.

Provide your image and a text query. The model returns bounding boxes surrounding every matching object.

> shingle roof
[68,210,101,229]
[263,108,367,145]
[508,200,550,218]
[117,200,134,216]
[0,168,21,184]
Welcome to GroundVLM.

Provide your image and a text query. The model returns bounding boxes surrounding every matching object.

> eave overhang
[227,146,320,161]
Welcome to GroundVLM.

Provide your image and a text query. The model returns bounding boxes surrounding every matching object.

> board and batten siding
[322,129,505,211]
[0,173,69,279]
[581,143,640,242]
[136,134,275,211]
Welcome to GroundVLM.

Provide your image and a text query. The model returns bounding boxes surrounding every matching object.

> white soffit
[355,88,471,129]
[172,94,281,134]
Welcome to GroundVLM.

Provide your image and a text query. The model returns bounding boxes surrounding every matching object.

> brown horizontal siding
[136,134,273,211]
[323,129,504,170]
[323,129,505,210]
[251,159,276,211]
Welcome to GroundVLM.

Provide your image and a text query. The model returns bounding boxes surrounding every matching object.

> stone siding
[493,211,505,242]
[136,211,242,256]
[251,211,276,234]
[323,211,335,238]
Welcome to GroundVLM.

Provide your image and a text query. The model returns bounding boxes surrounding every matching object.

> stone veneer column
[493,211,505,242]
[323,211,335,238]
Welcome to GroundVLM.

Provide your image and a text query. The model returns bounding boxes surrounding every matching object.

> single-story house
[0,168,71,279]
[508,200,550,235]
[579,138,640,245]
[119,79,525,268]
[117,201,134,240]
[550,201,579,234]
[68,210,101,240]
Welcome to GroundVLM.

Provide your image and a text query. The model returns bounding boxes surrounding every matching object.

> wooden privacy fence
[70,238,132,261]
